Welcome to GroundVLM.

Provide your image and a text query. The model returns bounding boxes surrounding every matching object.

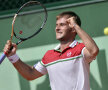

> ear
[69,27,76,33]
[69,28,77,36]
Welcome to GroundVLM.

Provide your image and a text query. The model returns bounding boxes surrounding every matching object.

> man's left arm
[67,17,99,63]
[75,25,99,63]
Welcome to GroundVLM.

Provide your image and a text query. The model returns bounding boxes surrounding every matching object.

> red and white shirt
[34,40,91,90]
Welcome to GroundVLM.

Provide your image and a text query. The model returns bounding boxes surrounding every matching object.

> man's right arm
[4,40,44,80]
[13,59,44,80]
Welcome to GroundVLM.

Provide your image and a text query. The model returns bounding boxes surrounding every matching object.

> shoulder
[74,42,85,53]
[44,50,54,56]
[77,42,85,48]
[41,49,54,64]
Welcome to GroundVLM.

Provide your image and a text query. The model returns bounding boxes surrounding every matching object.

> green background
[0,0,108,90]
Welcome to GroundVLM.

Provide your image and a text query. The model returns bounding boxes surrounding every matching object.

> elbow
[94,47,99,56]
[26,78,32,81]
[25,77,35,81]
[91,47,99,58]
[26,79,33,81]
[23,74,37,81]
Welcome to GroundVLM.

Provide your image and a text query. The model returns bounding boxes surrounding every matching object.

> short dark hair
[56,11,81,26]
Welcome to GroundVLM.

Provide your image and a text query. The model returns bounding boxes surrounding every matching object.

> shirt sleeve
[81,46,86,57]
[81,44,96,63]
[33,61,47,75]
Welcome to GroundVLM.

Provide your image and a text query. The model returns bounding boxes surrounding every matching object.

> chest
[44,48,82,66]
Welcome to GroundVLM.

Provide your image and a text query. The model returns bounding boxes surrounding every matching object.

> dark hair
[56,11,81,26]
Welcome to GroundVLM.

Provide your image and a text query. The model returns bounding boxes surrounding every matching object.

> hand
[67,17,77,28]
[3,40,17,57]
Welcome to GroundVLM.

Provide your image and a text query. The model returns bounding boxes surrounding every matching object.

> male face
[55,17,73,41]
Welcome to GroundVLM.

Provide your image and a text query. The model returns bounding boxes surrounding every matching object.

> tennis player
[4,11,99,90]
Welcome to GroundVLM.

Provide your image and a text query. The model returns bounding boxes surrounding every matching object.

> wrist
[74,24,81,30]
[7,54,19,63]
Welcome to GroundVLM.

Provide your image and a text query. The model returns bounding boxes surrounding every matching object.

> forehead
[56,17,67,24]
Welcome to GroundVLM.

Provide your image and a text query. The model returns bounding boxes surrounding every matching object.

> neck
[60,39,75,51]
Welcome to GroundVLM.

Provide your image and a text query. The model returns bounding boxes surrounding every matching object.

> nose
[55,25,60,32]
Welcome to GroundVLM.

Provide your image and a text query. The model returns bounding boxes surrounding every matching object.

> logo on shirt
[67,51,72,57]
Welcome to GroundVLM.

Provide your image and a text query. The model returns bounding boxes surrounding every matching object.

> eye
[60,23,66,26]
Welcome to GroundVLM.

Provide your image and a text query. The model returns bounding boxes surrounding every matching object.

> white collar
[54,40,78,50]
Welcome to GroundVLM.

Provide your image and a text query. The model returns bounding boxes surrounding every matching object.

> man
[4,11,99,90]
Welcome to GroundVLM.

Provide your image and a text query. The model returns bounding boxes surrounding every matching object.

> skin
[3,16,99,80]
[55,16,76,51]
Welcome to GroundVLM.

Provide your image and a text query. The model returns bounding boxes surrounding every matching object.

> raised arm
[67,17,99,63]
[75,25,99,62]
[3,40,43,80]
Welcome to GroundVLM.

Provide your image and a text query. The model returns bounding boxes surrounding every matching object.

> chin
[56,37,64,41]
[56,36,62,40]
[56,38,60,40]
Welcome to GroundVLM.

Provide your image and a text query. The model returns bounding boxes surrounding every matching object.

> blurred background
[0,0,108,90]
